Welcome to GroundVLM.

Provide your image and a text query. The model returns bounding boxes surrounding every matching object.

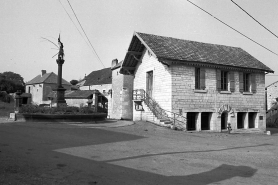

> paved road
[0,121,277,185]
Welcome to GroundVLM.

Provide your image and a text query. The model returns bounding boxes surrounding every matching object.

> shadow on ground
[168,164,257,185]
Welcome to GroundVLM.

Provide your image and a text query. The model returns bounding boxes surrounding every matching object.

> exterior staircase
[133,89,186,130]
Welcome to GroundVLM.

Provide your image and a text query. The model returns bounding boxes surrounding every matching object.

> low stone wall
[16,113,107,122]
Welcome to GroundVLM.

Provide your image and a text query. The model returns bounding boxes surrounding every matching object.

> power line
[66,0,105,68]
[58,0,89,46]
[231,0,278,39]
[186,0,278,56]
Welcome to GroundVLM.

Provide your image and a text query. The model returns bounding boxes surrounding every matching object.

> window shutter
[239,72,244,93]
[251,74,257,93]
[216,69,221,91]
[200,68,206,90]
[229,71,235,92]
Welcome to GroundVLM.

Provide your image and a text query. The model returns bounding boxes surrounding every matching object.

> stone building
[25,70,71,105]
[120,32,273,132]
[110,59,134,120]
[265,81,278,111]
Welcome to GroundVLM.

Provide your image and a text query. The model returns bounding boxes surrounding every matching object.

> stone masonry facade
[133,49,172,122]
[111,67,134,120]
[170,64,266,131]
[133,49,266,131]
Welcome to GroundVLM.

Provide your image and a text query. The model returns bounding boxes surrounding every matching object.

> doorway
[187,112,196,131]
[146,71,153,97]
[248,112,256,128]
[237,112,245,129]
[201,112,211,130]
[221,112,228,129]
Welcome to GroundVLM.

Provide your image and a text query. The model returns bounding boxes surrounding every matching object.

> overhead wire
[66,0,105,68]
[58,0,89,47]
[186,0,278,56]
[231,0,278,39]
[59,0,105,68]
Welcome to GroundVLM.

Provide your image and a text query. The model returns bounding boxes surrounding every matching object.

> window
[221,71,228,91]
[195,68,200,89]
[217,70,235,92]
[243,73,250,92]
[195,68,205,90]
[239,72,256,93]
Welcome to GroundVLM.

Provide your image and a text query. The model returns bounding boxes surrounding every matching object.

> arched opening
[221,112,228,130]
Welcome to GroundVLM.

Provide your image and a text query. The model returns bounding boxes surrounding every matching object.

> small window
[195,68,205,90]
[243,73,250,92]
[195,68,200,89]
[221,71,228,91]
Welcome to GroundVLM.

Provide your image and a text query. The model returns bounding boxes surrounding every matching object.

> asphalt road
[0,121,278,185]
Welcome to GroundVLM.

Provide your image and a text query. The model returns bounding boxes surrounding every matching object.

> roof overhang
[120,32,156,75]
[159,58,274,73]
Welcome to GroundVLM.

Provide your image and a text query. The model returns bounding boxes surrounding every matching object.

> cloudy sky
[1,0,278,86]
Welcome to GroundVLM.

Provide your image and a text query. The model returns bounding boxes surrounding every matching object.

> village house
[120,32,273,132]
[25,70,71,105]
[79,67,112,117]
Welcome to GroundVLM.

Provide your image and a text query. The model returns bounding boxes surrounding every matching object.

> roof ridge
[136,31,242,50]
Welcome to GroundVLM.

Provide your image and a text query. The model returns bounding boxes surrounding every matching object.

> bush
[18,105,102,114]
[0,91,12,103]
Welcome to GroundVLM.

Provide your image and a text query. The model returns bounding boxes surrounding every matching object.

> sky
[0,0,278,86]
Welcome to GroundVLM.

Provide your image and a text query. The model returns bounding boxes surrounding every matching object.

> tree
[70,79,79,85]
[2,71,24,86]
[0,71,25,93]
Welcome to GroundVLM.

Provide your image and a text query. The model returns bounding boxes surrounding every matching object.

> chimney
[111,59,118,68]
[41,70,46,76]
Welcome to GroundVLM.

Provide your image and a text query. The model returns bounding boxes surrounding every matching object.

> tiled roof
[26,72,70,85]
[65,90,96,99]
[122,32,273,73]
[84,68,112,86]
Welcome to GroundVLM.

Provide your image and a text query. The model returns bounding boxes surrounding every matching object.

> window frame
[195,68,201,90]
[243,73,250,92]
[220,71,228,91]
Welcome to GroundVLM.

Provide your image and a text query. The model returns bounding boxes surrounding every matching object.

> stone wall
[111,67,134,120]
[171,65,266,131]
[133,49,172,121]
[65,98,89,107]
[111,67,123,119]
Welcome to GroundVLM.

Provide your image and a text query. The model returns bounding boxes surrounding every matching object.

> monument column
[55,35,67,107]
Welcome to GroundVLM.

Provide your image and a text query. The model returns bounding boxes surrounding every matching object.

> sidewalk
[68,120,135,128]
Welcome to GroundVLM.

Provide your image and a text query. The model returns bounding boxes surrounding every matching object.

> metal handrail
[133,89,187,128]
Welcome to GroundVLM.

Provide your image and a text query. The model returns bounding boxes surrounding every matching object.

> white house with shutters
[119,32,273,132]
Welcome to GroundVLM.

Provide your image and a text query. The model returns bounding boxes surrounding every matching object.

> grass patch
[0,101,14,117]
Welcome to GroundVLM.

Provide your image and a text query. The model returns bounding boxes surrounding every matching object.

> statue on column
[58,34,64,60]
